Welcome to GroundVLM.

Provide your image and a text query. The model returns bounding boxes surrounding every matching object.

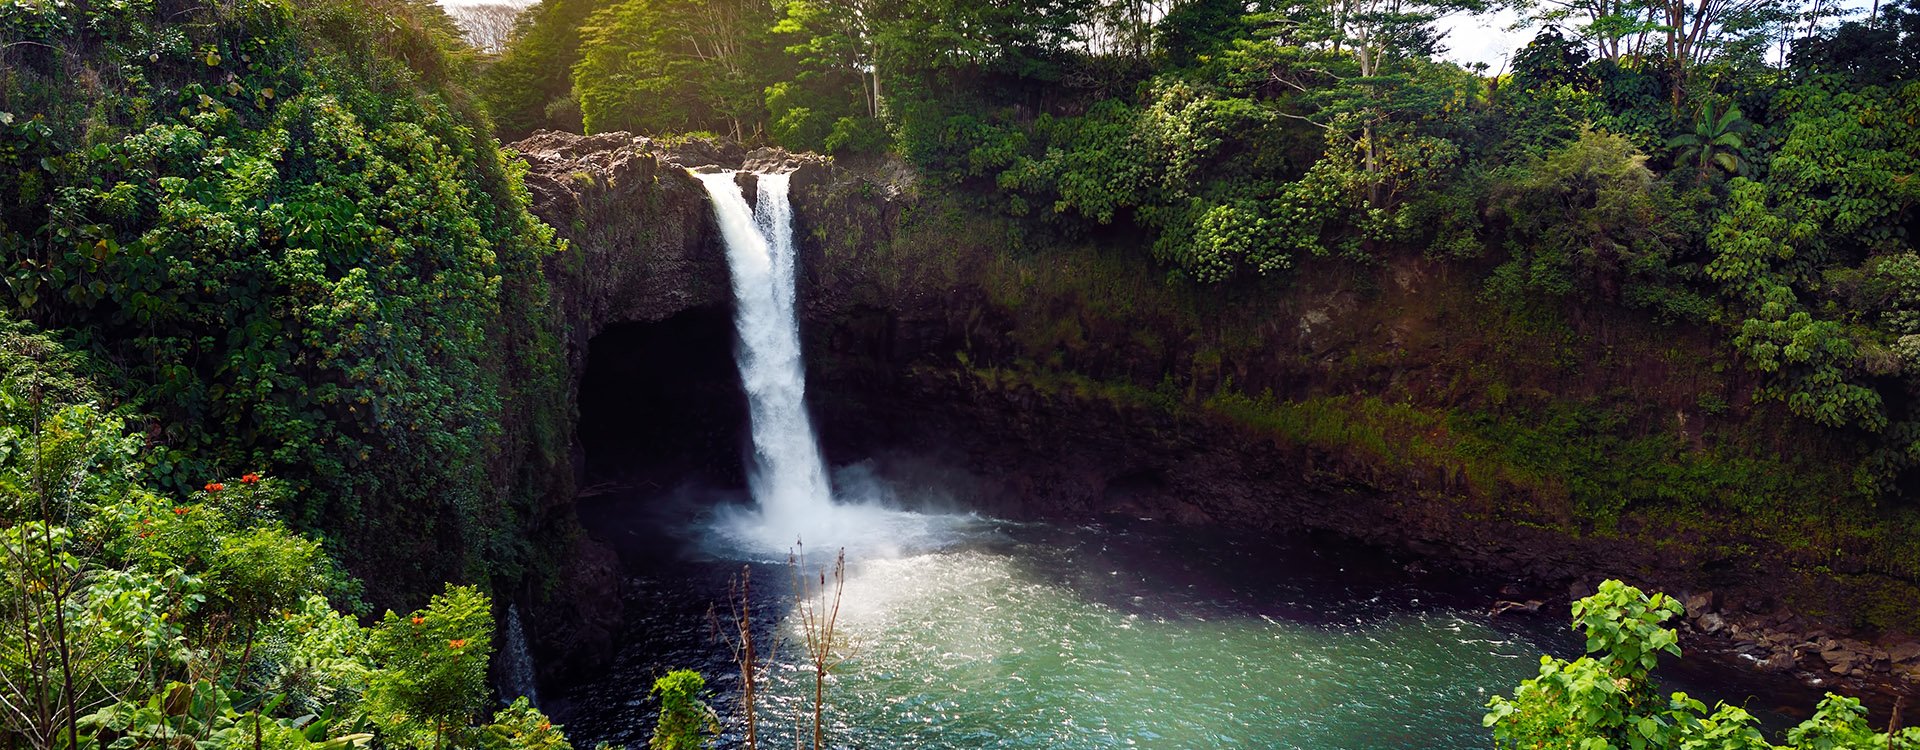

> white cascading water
[695,169,958,557]
[695,171,838,551]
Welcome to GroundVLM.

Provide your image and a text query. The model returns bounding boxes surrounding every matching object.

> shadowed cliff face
[507,131,836,687]
[516,131,1920,702]
[511,131,729,687]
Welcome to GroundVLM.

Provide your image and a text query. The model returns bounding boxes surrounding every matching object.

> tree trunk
[869,56,884,119]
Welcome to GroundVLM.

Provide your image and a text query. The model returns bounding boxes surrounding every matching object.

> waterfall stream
[500,603,538,705]
[695,172,835,541]
[694,169,955,557]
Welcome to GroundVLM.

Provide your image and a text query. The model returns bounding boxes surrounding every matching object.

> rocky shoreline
[1673,589,1920,701]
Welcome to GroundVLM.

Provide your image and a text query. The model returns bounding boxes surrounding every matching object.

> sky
[1437,9,1536,69]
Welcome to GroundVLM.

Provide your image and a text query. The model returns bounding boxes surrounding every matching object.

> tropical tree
[1246,0,1485,209]
[572,0,778,137]
[1506,0,1665,60]
[1666,101,1751,180]
[481,0,608,138]
[775,0,895,121]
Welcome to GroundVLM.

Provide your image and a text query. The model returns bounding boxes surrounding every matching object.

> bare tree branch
[447,2,527,54]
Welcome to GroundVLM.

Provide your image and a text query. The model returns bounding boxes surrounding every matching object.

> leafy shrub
[647,670,717,750]
[1485,129,1695,306]
[1488,580,1920,749]
[367,585,496,750]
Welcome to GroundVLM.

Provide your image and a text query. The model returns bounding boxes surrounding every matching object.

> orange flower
[538,721,551,732]
[240,473,260,484]
[138,531,151,539]
[448,639,467,649]
[410,616,424,626]
[204,482,224,492]
[172,507,189,515]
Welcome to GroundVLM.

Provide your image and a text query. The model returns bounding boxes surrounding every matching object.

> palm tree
[1667,103,1751,181]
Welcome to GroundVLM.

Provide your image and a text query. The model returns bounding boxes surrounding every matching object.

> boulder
[1684,591,1714,619]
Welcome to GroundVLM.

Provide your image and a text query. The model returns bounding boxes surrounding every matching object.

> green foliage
[80,679,375,750]
[481,0,604,139]
[366,584,496,750]
[571,0,776,138]
[1787,695,1920,749]
[1571,581,1683,680]
[480,698,577,750]
[647,670,717,750]
[1486,129,1697,307]
[1732,285,1886,431]
[0,322,562,750]
[1489,580,1920,749]
[1,0,571,591]
[1764,80,1920,261]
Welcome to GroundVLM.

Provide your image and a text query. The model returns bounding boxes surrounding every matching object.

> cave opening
[575,305,748,491]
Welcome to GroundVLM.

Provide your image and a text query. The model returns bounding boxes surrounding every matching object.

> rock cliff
[512,130,1920,702]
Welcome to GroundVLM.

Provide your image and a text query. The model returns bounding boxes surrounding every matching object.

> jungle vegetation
[3,0,1919,745]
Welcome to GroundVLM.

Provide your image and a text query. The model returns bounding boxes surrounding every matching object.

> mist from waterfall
[694,170,958,558]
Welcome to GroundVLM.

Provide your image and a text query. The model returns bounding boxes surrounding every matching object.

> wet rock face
[510,130,736,687]
[514,130,729,341]
[504,132,859,688]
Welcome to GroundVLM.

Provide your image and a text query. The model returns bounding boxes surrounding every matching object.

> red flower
[172,507,189,515]
[204,482,224,492]
[240,473,260,484]
[138,531,152,539]
[410,616,425,626]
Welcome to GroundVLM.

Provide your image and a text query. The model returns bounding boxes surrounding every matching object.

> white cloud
[1435,9,1534,70]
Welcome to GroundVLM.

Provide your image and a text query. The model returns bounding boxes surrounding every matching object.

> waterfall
[695,171,836,543]
[500,604,538,705]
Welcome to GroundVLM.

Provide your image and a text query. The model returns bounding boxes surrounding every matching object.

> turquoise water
[553,514,1665,749]
[753,542,1540,748]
